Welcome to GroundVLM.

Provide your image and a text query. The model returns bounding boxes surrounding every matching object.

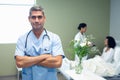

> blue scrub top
[15,30,65,80]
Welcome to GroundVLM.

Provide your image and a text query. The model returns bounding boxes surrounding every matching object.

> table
[65,69,106,80]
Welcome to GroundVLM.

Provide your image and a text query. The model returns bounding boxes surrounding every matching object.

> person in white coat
[74,23,87,43]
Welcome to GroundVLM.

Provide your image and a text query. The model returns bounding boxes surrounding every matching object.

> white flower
[80,42,86,47]
[87,41,93,46]
[69,34,100,62]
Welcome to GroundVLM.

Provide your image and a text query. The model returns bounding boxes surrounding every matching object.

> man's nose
[35,18,39,22]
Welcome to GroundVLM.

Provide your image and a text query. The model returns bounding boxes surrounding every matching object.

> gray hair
[29,5,44,16]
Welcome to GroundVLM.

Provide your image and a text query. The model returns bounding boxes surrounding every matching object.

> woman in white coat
[74,23,87,43]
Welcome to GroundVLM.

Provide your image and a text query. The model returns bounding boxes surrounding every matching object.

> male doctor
[14,5,64,80]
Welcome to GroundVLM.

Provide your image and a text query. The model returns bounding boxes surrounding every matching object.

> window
[0,0,35,43]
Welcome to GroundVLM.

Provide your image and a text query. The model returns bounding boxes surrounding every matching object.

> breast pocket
[25,46,34,56]
[42,41,52,54]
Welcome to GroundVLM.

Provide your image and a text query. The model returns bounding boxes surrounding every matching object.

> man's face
[29,11,46,31]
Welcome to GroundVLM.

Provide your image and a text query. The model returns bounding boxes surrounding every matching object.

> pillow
[114,46,120,63]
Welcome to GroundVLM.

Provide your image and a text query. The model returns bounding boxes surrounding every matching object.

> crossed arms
[15,54,62,68]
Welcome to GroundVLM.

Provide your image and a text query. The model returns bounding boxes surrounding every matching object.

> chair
[16,67,22,80]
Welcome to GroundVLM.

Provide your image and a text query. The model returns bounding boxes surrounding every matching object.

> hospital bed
[58,46,120,80]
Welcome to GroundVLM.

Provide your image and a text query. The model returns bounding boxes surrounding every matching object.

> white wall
[0,0,35,43]
[110,0,120,45]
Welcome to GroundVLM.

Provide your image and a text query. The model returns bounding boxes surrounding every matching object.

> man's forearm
[37,55,62,68]
[15,54,51,68]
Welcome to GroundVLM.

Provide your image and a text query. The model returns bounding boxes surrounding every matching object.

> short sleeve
[51,34,65,58]
[15,36,25,57]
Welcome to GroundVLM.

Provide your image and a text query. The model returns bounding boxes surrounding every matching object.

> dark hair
[29,5,44,16]
[78,23,87,30]
[106,36,116,48]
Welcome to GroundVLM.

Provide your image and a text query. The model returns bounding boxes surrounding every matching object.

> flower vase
[75,54,88,63]
[75,63,83,74]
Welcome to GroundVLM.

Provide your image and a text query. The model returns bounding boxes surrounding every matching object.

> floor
[0,72,67,80]
[1,73,120,80]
